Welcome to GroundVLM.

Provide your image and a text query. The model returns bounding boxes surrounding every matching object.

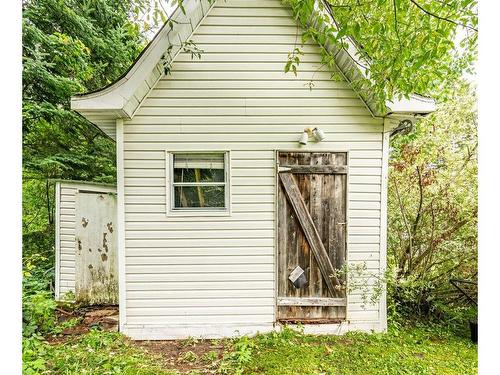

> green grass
[24,324,477,374]
[225,324,477,375]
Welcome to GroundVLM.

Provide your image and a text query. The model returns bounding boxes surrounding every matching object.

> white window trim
[165,150,231,217]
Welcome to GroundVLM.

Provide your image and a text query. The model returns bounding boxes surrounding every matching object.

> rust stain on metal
[81,217,89,227]
[75,191,118,305]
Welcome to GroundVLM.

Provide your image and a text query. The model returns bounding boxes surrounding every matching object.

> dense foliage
[22,0,144,237]
[283,0,477,106]
[387,83,477,323]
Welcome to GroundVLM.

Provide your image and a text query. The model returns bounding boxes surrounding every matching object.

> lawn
[26,322,477,375]
[230,324,477,375]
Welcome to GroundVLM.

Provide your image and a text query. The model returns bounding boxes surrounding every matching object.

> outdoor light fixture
[298,127,326,146]
[299,130,309,145]
[390,119,414,137]
[312,127,326,141]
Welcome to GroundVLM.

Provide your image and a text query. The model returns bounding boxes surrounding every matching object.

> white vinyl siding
[56,183,78,298]
[122,0,384,337]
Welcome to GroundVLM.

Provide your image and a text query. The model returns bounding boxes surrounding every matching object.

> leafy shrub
[22,335,51,375]
[387,83,477,326]
[22,290,58,338]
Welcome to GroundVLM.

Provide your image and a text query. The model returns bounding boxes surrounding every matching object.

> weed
[219,335,256,375]
[22,290,58,337]
[202,350,219,363]
[43,329,175,374]
[180,336,199,347]
[210,338,221,346]
[179,350,198,363]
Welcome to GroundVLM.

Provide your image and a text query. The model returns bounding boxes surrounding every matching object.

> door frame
[273,148,351,323]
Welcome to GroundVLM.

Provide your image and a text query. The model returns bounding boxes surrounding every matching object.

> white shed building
[70,0,435,339]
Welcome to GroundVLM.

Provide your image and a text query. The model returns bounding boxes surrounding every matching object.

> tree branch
[409,0,478,32]
[393,0,403,50]
[412,166,424,238]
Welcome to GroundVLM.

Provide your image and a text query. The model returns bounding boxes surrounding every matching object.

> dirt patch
[46,305,119,344]
[134,338,228,374]
[46,306,229,374]
[80,307,119,331]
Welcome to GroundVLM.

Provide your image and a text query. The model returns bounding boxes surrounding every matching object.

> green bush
[387,83,477,326]
[22,335,51,375]
[22,290,58,338]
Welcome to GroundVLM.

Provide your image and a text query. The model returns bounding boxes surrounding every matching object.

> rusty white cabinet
[55,181,117,304]
[75,191,118,304]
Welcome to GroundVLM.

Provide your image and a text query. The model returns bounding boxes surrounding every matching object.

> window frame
[166,150,231,217]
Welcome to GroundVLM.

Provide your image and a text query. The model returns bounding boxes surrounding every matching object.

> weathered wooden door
[277,151,347,322]
[75,191,118,304]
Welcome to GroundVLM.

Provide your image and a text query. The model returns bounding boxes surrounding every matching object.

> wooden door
[277,151,347,322]
[75,191,118,304]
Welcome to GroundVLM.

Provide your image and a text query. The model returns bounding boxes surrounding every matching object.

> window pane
[173,153,225,183]
[174,168,225,183]
[174,186,225,208]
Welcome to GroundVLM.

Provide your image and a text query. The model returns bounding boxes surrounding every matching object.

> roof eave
[386,95,437,115]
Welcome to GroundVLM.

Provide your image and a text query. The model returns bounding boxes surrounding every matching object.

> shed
[54,180,117,304]
[70,0,435,339]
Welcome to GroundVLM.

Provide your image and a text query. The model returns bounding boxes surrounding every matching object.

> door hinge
[278,166,291,173]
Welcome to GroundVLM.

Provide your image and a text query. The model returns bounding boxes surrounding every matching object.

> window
[169,152,229,211]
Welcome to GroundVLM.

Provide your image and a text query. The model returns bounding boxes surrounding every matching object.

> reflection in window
[171,153,227,210]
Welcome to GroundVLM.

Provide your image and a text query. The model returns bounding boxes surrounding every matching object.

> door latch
[278,166,292,173]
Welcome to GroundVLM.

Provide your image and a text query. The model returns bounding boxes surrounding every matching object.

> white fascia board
[386,95,437,115]
[71,94,127,111]
[75,109,128,121]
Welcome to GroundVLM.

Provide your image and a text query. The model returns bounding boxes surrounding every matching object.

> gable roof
[71,0,435,140]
